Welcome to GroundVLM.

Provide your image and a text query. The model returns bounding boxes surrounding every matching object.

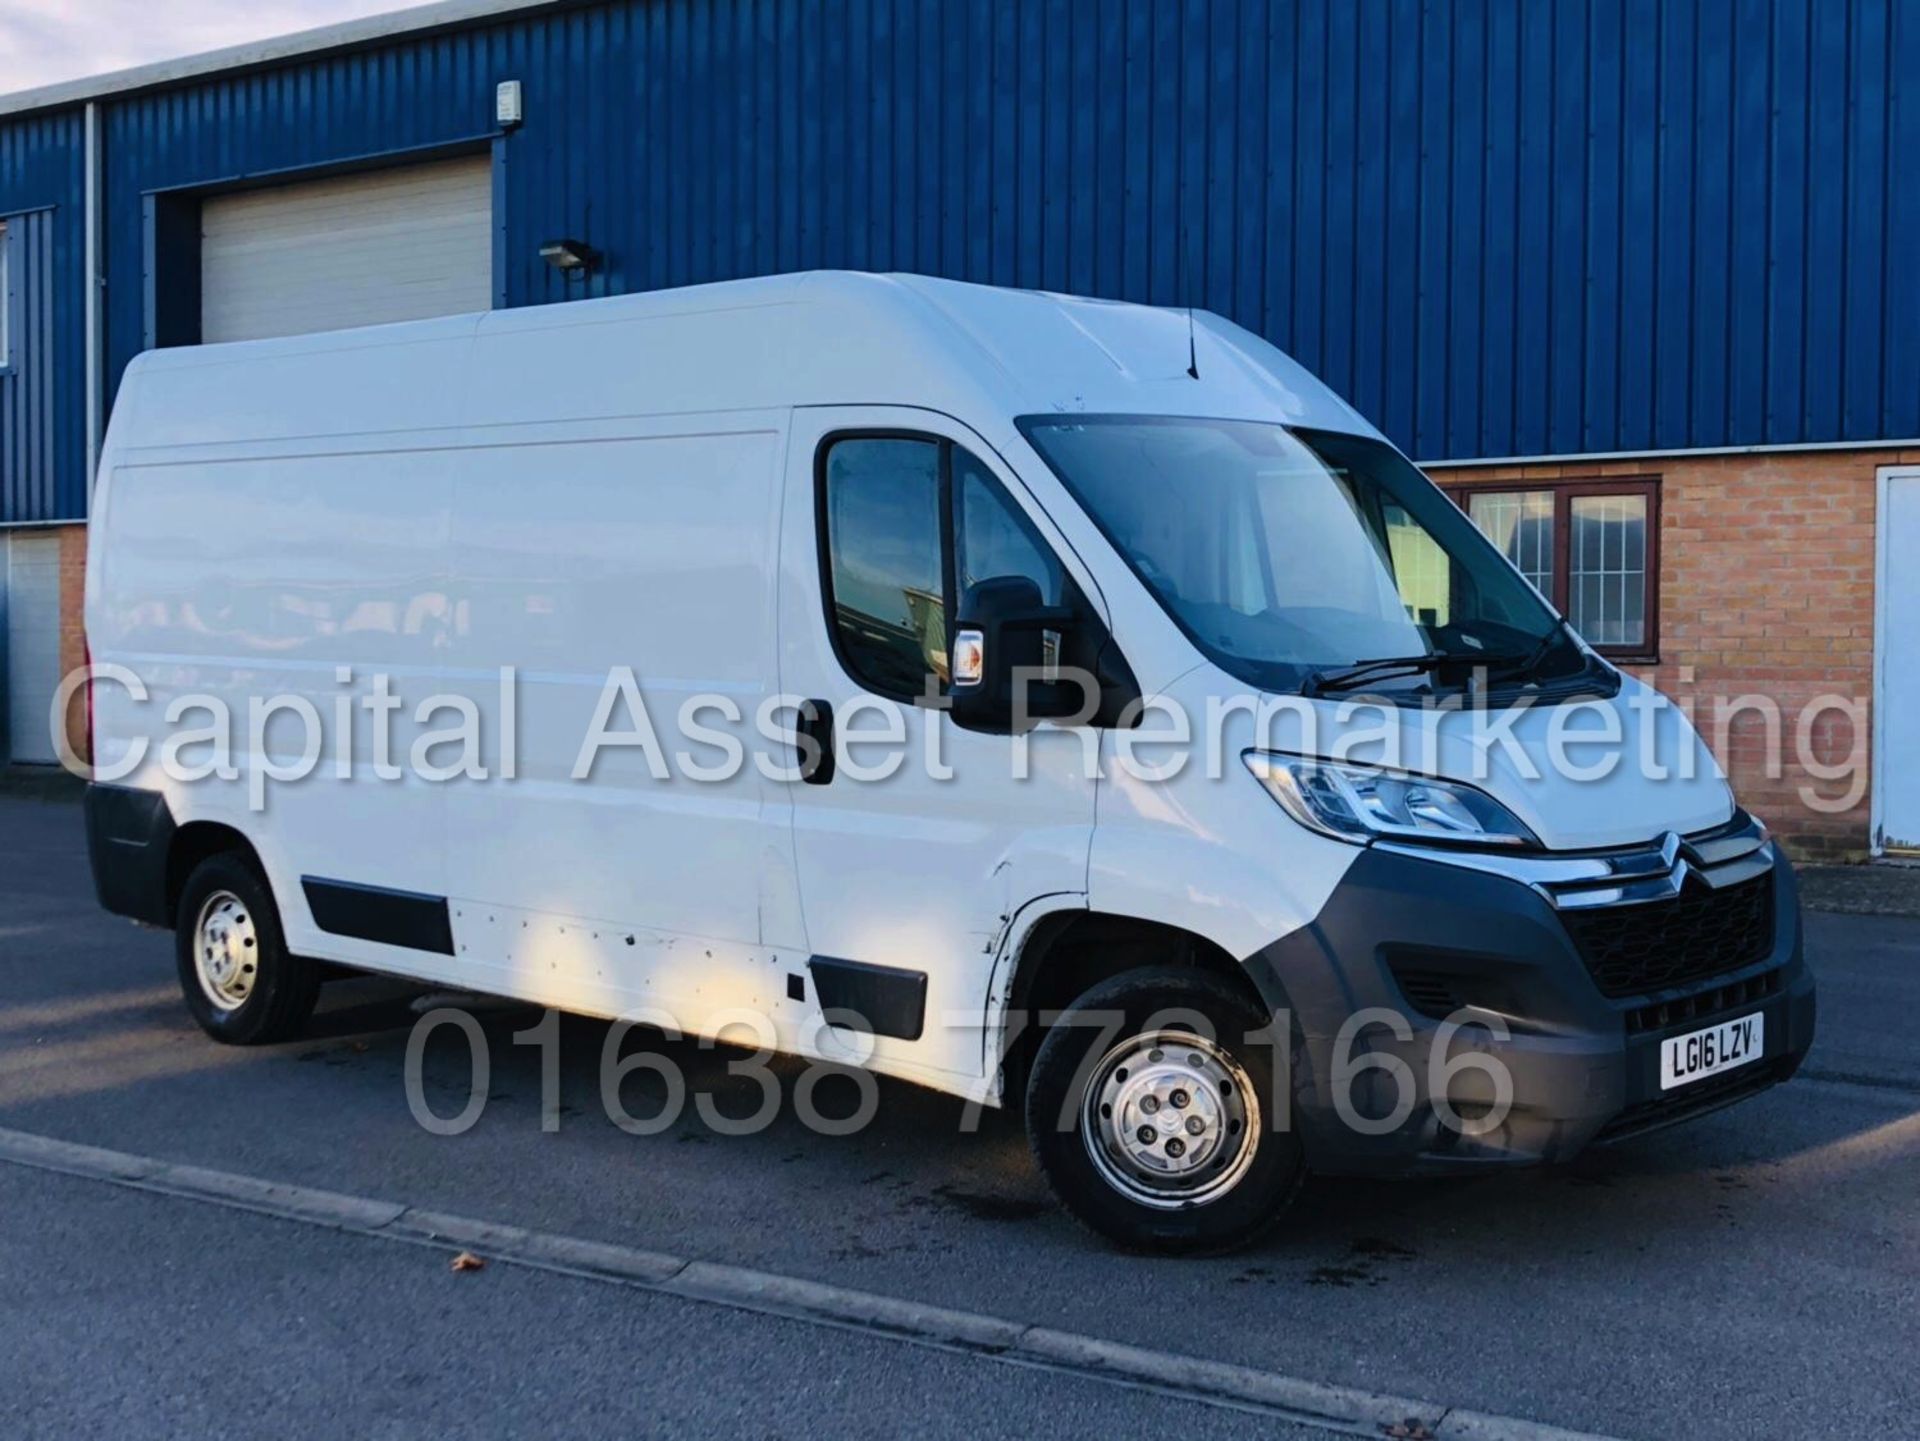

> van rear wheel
[174,853,319,1045]
[1025,966,1304,1254]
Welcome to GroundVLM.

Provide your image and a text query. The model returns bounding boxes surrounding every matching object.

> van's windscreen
[1019,417,1586,697]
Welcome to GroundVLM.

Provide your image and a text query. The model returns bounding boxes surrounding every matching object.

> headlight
[1242,751,1539,849]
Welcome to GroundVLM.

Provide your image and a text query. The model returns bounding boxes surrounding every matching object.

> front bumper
[1242,829,1815,1176]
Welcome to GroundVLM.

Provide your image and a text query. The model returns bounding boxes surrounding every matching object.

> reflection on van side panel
[85,272,1813,1254]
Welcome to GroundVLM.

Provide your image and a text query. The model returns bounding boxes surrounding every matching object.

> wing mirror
[949,576,1082,733]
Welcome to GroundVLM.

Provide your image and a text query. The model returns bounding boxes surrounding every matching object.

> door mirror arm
[951,577,1101,734]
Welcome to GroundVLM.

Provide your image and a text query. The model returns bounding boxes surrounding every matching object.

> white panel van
[84,273,1813,1252]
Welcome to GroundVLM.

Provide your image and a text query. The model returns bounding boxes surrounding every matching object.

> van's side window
[821,434,1073,702]
[954,448,1065,607]
[822,437,948,697]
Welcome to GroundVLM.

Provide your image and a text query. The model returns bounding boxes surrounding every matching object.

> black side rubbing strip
[302,877,455,956]
[807,956,928,1041]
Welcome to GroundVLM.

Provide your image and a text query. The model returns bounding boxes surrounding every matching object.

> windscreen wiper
[1484,619,1574,684]
[1305,653,1448,696]
[1305,650,1526,697]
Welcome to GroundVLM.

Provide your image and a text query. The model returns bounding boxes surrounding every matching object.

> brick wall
[56,522,88,766]
[1436,448,1908,862]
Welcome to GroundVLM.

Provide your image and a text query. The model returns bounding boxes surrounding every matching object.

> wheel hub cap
[195,891,259,1011]
[1083,1029,1260,1210]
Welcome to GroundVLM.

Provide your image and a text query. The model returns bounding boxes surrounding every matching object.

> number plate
[1659,1011,1765,1091]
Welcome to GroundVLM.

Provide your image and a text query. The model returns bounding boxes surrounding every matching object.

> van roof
[111,272,1381,451]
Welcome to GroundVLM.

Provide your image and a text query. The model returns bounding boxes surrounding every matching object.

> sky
[1,0,412,92]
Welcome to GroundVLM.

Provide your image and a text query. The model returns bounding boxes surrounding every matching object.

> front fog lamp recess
[540,239,600,277]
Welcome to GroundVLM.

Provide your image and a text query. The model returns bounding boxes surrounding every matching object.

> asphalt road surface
[1,793,1914,1440]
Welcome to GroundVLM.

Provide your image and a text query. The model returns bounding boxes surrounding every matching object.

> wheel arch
[991,907,1281,1102]
[165,820,266,925]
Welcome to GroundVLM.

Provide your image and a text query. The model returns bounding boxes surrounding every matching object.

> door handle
[796,698,836,785]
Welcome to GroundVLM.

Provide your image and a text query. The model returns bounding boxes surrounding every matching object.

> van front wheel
[1025,967,1304,1254]
[174,853,320,1045]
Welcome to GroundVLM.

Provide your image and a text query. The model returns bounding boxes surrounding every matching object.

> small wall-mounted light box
[495,79,524,127]
[540,239,600,277]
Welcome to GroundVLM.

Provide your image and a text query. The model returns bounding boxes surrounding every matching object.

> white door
[433,416,799,1027]
[5,531,62,764]
[777,408,1104,1089]
[1877,470,1920,855]
[445,422,788,951]
[200,154,492,343]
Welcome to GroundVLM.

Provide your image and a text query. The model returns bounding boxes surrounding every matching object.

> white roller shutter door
[201,154,492,343]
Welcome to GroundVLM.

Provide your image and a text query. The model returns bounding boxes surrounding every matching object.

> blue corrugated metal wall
[6,0,1920,525]
[0,109,83,523]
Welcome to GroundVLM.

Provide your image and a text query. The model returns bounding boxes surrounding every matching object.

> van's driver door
[777,408,1104,1095]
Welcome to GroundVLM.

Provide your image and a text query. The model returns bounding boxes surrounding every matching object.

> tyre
[174,852,320,1045]
[1025,965,1305,1254]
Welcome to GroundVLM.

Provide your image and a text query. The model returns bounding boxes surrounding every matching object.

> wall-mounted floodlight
[539,239,600,277]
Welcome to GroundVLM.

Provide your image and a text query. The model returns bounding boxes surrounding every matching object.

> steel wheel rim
[194,890,260,1012]
[1081,1028,1261,1210]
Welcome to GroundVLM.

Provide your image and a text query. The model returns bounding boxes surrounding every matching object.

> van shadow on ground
[272,973,1909,1268]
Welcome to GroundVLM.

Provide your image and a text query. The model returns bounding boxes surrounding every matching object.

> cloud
[0,0,412,92]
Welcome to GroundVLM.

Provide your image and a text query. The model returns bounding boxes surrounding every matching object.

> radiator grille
[1625,967,1783,1034]
[1561,871,1775,999]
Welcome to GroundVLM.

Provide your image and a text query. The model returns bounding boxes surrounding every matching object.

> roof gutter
[0,0,563,120]
[1418,437,1920,469]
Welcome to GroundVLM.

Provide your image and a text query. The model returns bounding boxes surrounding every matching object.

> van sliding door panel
[442,415,798,1011]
